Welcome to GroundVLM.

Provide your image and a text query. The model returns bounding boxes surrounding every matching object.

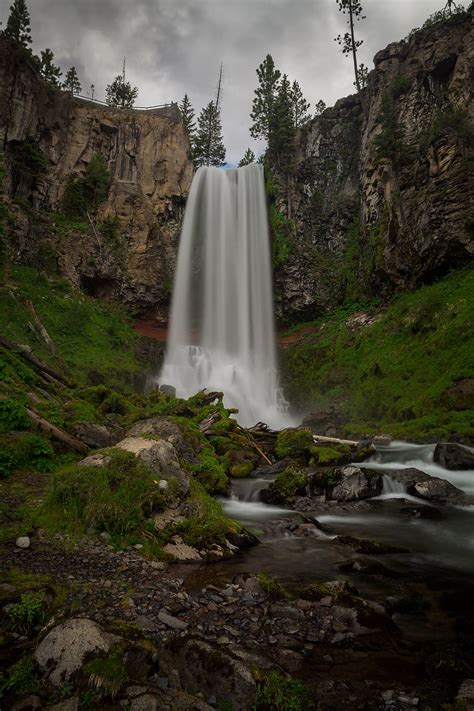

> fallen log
[24,300,57,354]
[26,408,88,453]
[312,434,360,447]
[0,335,71,388]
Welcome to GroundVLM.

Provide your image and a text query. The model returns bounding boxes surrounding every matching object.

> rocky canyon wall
[275,8,474,322]
[0,36,193,320]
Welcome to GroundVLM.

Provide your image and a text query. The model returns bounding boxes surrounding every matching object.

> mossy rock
[275,428,314,460]
[309,443,352,466]
[260,465,308,503]
[222,448,259,479]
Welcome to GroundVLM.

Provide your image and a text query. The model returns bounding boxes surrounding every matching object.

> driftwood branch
[312,434,360,447]
[26,408,88,453]
[0,335,71,388]
[24,300,57,354]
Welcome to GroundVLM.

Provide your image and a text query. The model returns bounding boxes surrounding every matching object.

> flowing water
[158,164,292,429]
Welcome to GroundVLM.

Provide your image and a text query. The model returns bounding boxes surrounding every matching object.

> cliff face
[0,37,193,319]
[276,8,474,323]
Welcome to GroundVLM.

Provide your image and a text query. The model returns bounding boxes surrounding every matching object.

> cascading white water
[158,164,292,428]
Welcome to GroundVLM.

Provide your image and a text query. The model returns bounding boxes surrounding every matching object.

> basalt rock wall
[275,8,474,323]
[0,36,193,320]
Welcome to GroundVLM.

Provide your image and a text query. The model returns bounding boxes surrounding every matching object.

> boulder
[164,539,202,562]
[413,477,463,501]
[45,700,79,711]
[331,466,382,502]
[15,536,30,549]
[74,422,121,448]
[434,443,474,471]
[126,417,195,461]
[114,436,189,495]
[34,618,118,686]
[78,453,112,468]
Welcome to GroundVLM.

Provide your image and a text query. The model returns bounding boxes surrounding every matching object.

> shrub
[8,592,46,632]
[61,155,110,218]
[10,137,48,179]
[191,446,228,494]
[0,655,39,697]
[255,669,306,711]
[85,652,127,700]
[0,398,30,434]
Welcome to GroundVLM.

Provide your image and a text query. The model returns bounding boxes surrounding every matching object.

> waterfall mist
[158,164,292,428]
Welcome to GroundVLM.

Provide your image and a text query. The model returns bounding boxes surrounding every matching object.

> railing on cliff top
[75,94,177,111]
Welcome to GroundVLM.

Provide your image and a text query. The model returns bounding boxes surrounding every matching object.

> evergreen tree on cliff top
[40,48,62,87]
[239,148,256,167]
[193,65,226,168]
[250,54,281,141]
[106,61,138,109]
[334,0,366,91]
[290,80,311,128]
[269,74,296,172]
[63,66,82,95]
[4,0,32,48]
[179,94,196,140]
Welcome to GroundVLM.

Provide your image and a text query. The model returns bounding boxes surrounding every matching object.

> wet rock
[128,694,160,711]
[15,536,30,549]
[161,639,257,710]
[413,477,463,501]
[114,436,189,495]
[44,699,79,711]
[74,422,120,448]
[160,384,176,397]
[335,535,407,555]
[331,466,382,502]
[226,530,259,549]
[434,443,474,471]
[11,697,42,710]
[457,679,474,706]
[252,460,291,478]
[340,558,403,579]
[400,504,443,520]
[34,618,118,686]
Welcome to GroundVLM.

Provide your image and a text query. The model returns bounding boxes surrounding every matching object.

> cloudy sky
[13,0,448,164]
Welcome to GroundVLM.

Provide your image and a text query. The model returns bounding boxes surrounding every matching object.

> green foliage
[179,93,196,143]
[390,76,411,99]
[176,479,240,549]
[85,652,127,699]
[10,137,48,179]
[0,432,54,477]
[310,443,351,465]
[270,204,292,268]
[105,73,138,108]
[0,266,140,390]
[254,669,306,711]
[280,266,474,441]
[39,48,62,86]
[61,155,110,218]
[239,148,256,167]
[250,54,282,142]
[269,74,296,173]
[334,0,366,91]
[41,449,169,539]
[63,66,82,94]
[8,591,46,631]
[424,106,471,146]
[257,573,287,601]
[191,446,228,494]
[275,428,314,460]
[374,93,405,164]
[4,0,32,48]
[193,100,226,168]
[0,398,29,433]
[0,655,38,698]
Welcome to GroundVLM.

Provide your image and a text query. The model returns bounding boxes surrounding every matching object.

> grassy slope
[280,266,474,442]
[0,265,140,390]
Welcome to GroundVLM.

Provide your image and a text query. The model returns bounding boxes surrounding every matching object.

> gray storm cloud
[8,0,448,163]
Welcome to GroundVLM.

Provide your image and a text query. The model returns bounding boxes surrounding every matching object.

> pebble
[15,536,30,549]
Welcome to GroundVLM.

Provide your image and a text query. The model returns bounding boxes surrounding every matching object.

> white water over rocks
[159,164,292,428]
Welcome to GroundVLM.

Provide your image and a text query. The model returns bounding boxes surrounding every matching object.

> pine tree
[315,99,327,116]
[334,0,365,91]
[356,63,369,89]
[270,74,296,172]
[179,94,196,140]
[250,54,281,142]
[40,49,62,87]
[105,60,138,108]
[63,66,82,95]
[193,101,226,167]
[4,0,32,48]
[290,80,310,128]
[239,148,256,167]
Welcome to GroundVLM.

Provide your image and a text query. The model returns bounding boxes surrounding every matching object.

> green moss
[39,449,169,544]
[257,573,288,601]
[280,266,474,442]
[275,428,314,460]
[229,461,255,478]
[310,443,351,465]
[254,669,307,711]
[190,445,228,494]
[270,466,307,502]
[0,433,55,477]
[176,479,240,549]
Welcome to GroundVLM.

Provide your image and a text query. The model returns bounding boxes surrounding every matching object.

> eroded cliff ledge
[275,8,474,322]
[0,36,193,319]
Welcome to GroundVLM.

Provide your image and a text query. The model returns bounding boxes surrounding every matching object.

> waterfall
[158,164,292,428]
